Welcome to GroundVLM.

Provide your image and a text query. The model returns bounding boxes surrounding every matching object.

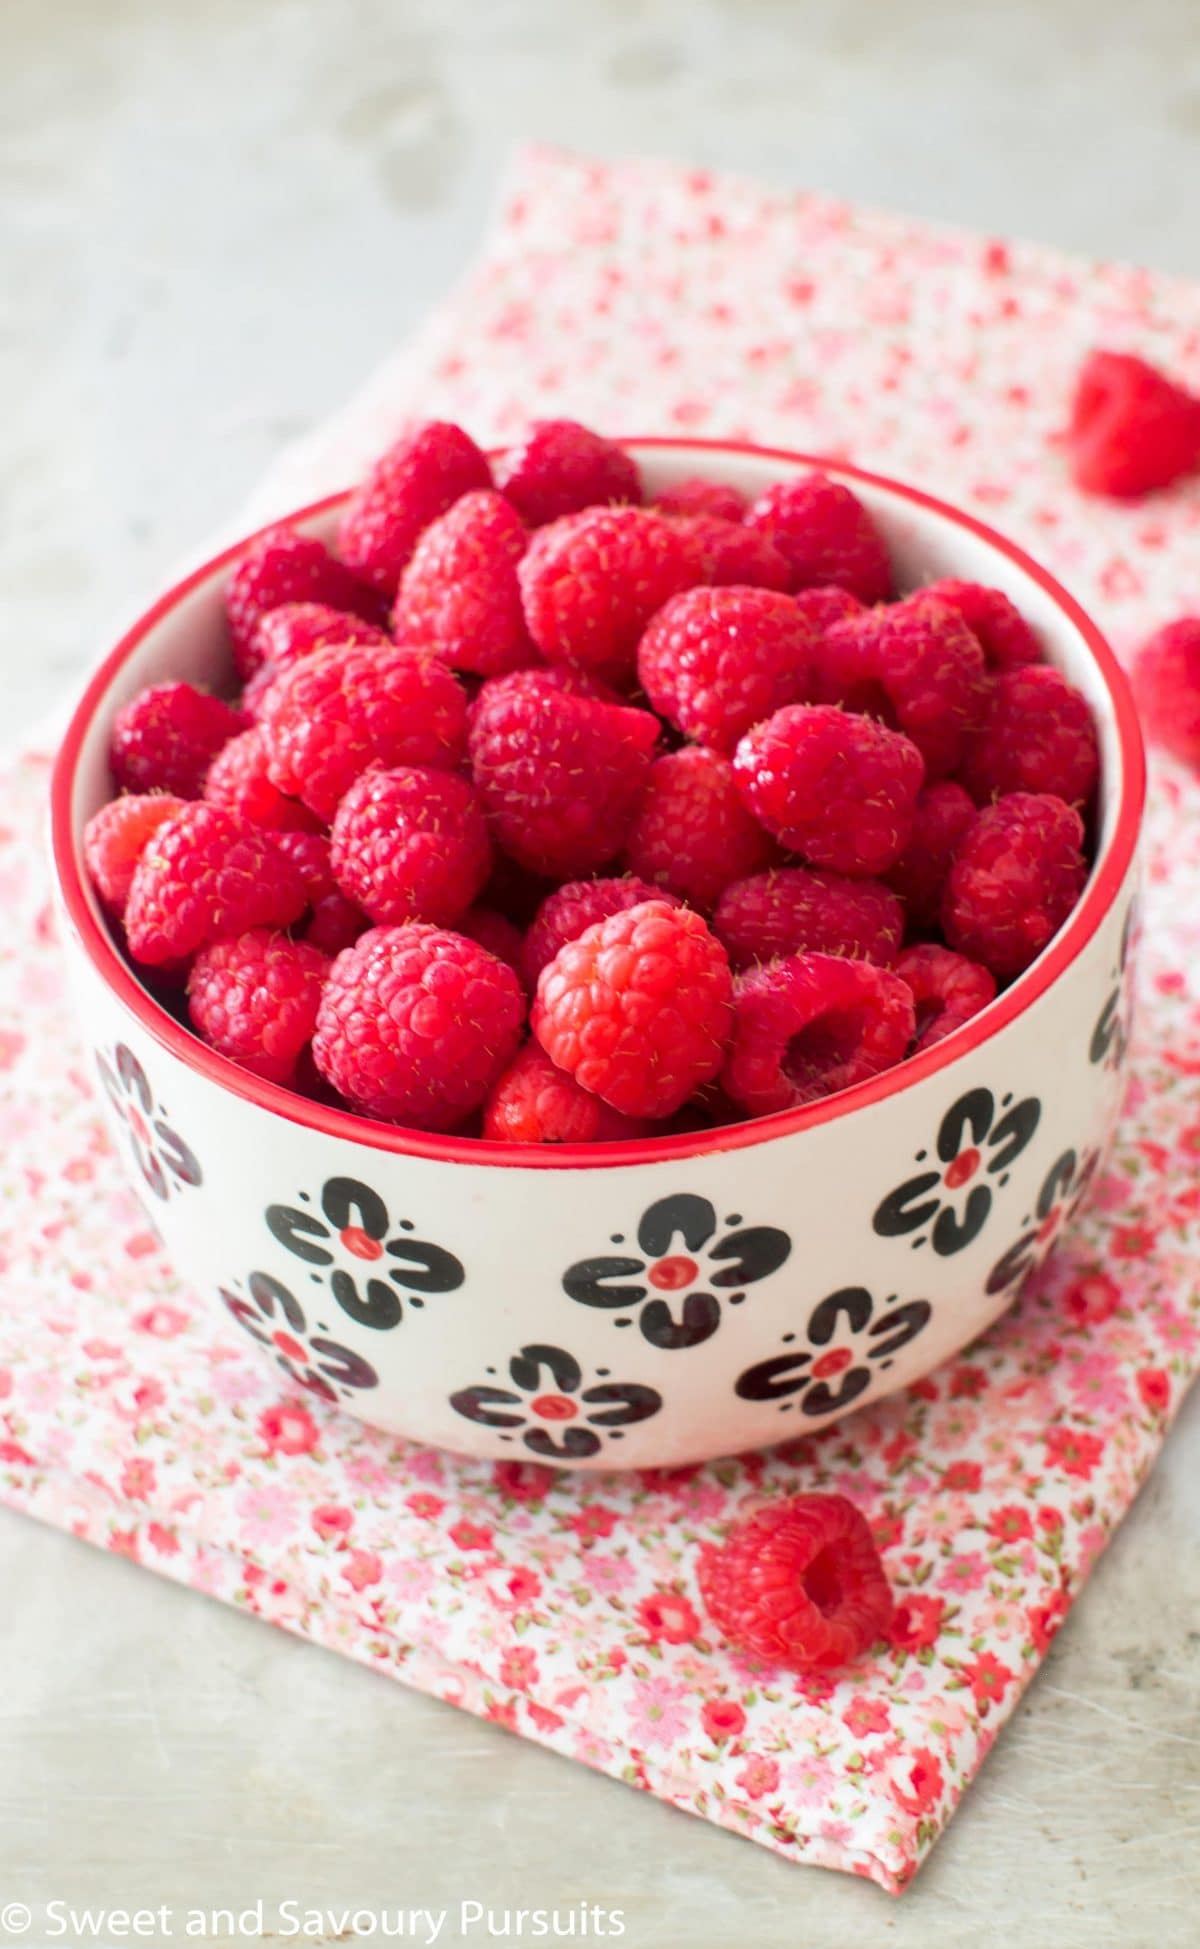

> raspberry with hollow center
[110,683,250,800]
[895,943,997,1052]
[224,526,382,678]
[518,505,695,683]
[336,420,492,593]
[312,924,525,1129]
[720,952,915,1114]
[84,794,187,917]
[713,866,904,971]
[733,704,925,877]
[920,579,1043,671]
[959,666,1099,807]
[1133,617,1200,769]
[743,472,892,603]
[521,875,679,989]
[482,1043,647,1144]
[884,780,977,932]
[696,1494,894,1672]
[942,792,1088,979]
[259,641,467,821]
[393,489,537,677]
[532,900,734,1119]
[495,419,642,525]
[1064,349,1200,499]
[818,595,989,778]
[187,929,329,1084]
[624,746,778,911]
[203,726,321,832]
[329,766,491,927]
[123,803,309,967]
[637,584,817,754]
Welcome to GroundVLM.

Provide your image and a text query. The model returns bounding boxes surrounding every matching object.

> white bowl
[50,440,1145,1468]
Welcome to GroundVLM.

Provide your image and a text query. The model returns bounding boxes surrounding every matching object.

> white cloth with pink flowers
[2,147,1199,1894]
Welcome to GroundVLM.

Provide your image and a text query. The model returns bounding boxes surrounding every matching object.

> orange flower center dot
[811,1347,854,1380]
[943,1147,981,1189]
[530,1394,578,1421]
[647,1255,699,1290]
[273,1331,309,1363]
[340,1226,383,1260]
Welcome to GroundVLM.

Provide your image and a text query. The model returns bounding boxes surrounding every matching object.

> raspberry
[337,420,492,593]
[895,943,996,1052]
[270,829,337,904]
[521,875,679,989]
[203,726,321,832]
[468,670,659,878]
[495,420,642,525]
[743,473,892,603]
[259,642,467,821]
[818,595,988,778]
[393,489,537,676]
[637,585,816,753]
[532,900,733,1119]
[456,906,527,983]
[110,683,249,799]
[720,953,914,1114]
[1064,349,1200,499]
[625,746,777,910]
[667,514,792,590]
[187,930,329,1083]
[696,1495,893,1671]
[225,526,380,678]
[920,579,1043,671]
[733,705,924,876]
[942,792,1088,979]
[1133,617,1200,768]
[884,780,977,931]
[305,893,368,957]
[123,804,308,967]
[84,794,188,917]
[792,585,864,636]
[518,506,695,683]
[247,601,391,688]
[958,665,1100,807]
[312,924,524,1129]
[482,1043,646,1144]
[713,866,904,971]
[329,767,491,927]
[653,476,747,522]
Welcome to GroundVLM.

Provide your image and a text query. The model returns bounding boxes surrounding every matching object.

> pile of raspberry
[84,418,1099,1143]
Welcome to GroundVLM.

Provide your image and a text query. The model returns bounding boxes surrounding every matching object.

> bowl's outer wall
[56,445,1142,1468]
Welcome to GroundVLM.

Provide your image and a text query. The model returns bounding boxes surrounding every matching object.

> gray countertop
[2,2,1199,1942]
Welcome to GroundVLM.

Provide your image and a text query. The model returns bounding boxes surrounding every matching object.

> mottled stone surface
[2,2,1198,1941]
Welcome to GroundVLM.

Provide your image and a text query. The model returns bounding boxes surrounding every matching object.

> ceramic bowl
[50,440,1145,1469]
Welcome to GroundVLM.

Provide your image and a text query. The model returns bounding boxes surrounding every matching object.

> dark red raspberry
[270,832,370,954]
[743,472,892,603]
[246,601,391,689]
[312,924,524,1129]
[625,746,777,910]
[895,944,997,1052]
[884,781,977,931]
[124,804,308,967]
[1064,349,1200,499]
[653,476,747,522]
[666,514,792,591]
[270,829,337,903]
[259,642,467,821]
[329,766,491,927]
[482,1044,646,1144]
[733,705,925,876]
[696,1495,893,1672]
[1133,617,1200,768]
[337,421,492,593]
[713,866,904,971]
[393,489,537,676]
[721,953,914,1114]
[958,665,1099,807]
[637,585,816,753]
[532,900,733,1119]
[792,584,864,636]
[187,929,329,1083]
[84,794,187,917]
[110,684,249,799]
[456,906,527,983]
[225,526,381,677]
[518,506,695,683]
[495,420,642,525]
[818,595,988,778]
[942,792,1088,979]
[521,875,679,989]
[920,579,1043,671]
[203,726,321,832]
[468,670,659,878]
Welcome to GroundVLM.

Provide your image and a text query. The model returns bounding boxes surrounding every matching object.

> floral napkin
[3,146,1199,1895]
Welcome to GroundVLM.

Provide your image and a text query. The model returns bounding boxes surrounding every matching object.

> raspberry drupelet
[743,472,892,603]
[942,792,1088,979]
[393,489,537,677]
[495,419,642,525]
[713,866,904,971]
[483,1044,647,1144]
[518,505,695,683]
[187,930,329,1084]
[110,683,249,800]
[336,420,493,593]
[958,665,1100,807]
[895,943,997,1052]
[720,952,915,1114]
[329,766,491,928]
[733,704,925,877]
[637,585,817,754]
[624,746,778,910]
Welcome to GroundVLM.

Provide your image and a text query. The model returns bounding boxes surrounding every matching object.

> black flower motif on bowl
[1089,900,1137,1073]
[95,1042,202,1203]
[872,1086,1041,1257]
[985,1144,1101,1297]
[450,1343,662,1460]
[221,1270,379,1402]
[734,1283,932,1420]
[265,1175,464,1331]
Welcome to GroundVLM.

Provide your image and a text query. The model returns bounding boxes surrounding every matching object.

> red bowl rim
[50,436,1146,1171]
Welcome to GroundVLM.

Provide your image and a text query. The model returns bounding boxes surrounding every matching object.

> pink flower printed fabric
[3,148,1200,1894]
